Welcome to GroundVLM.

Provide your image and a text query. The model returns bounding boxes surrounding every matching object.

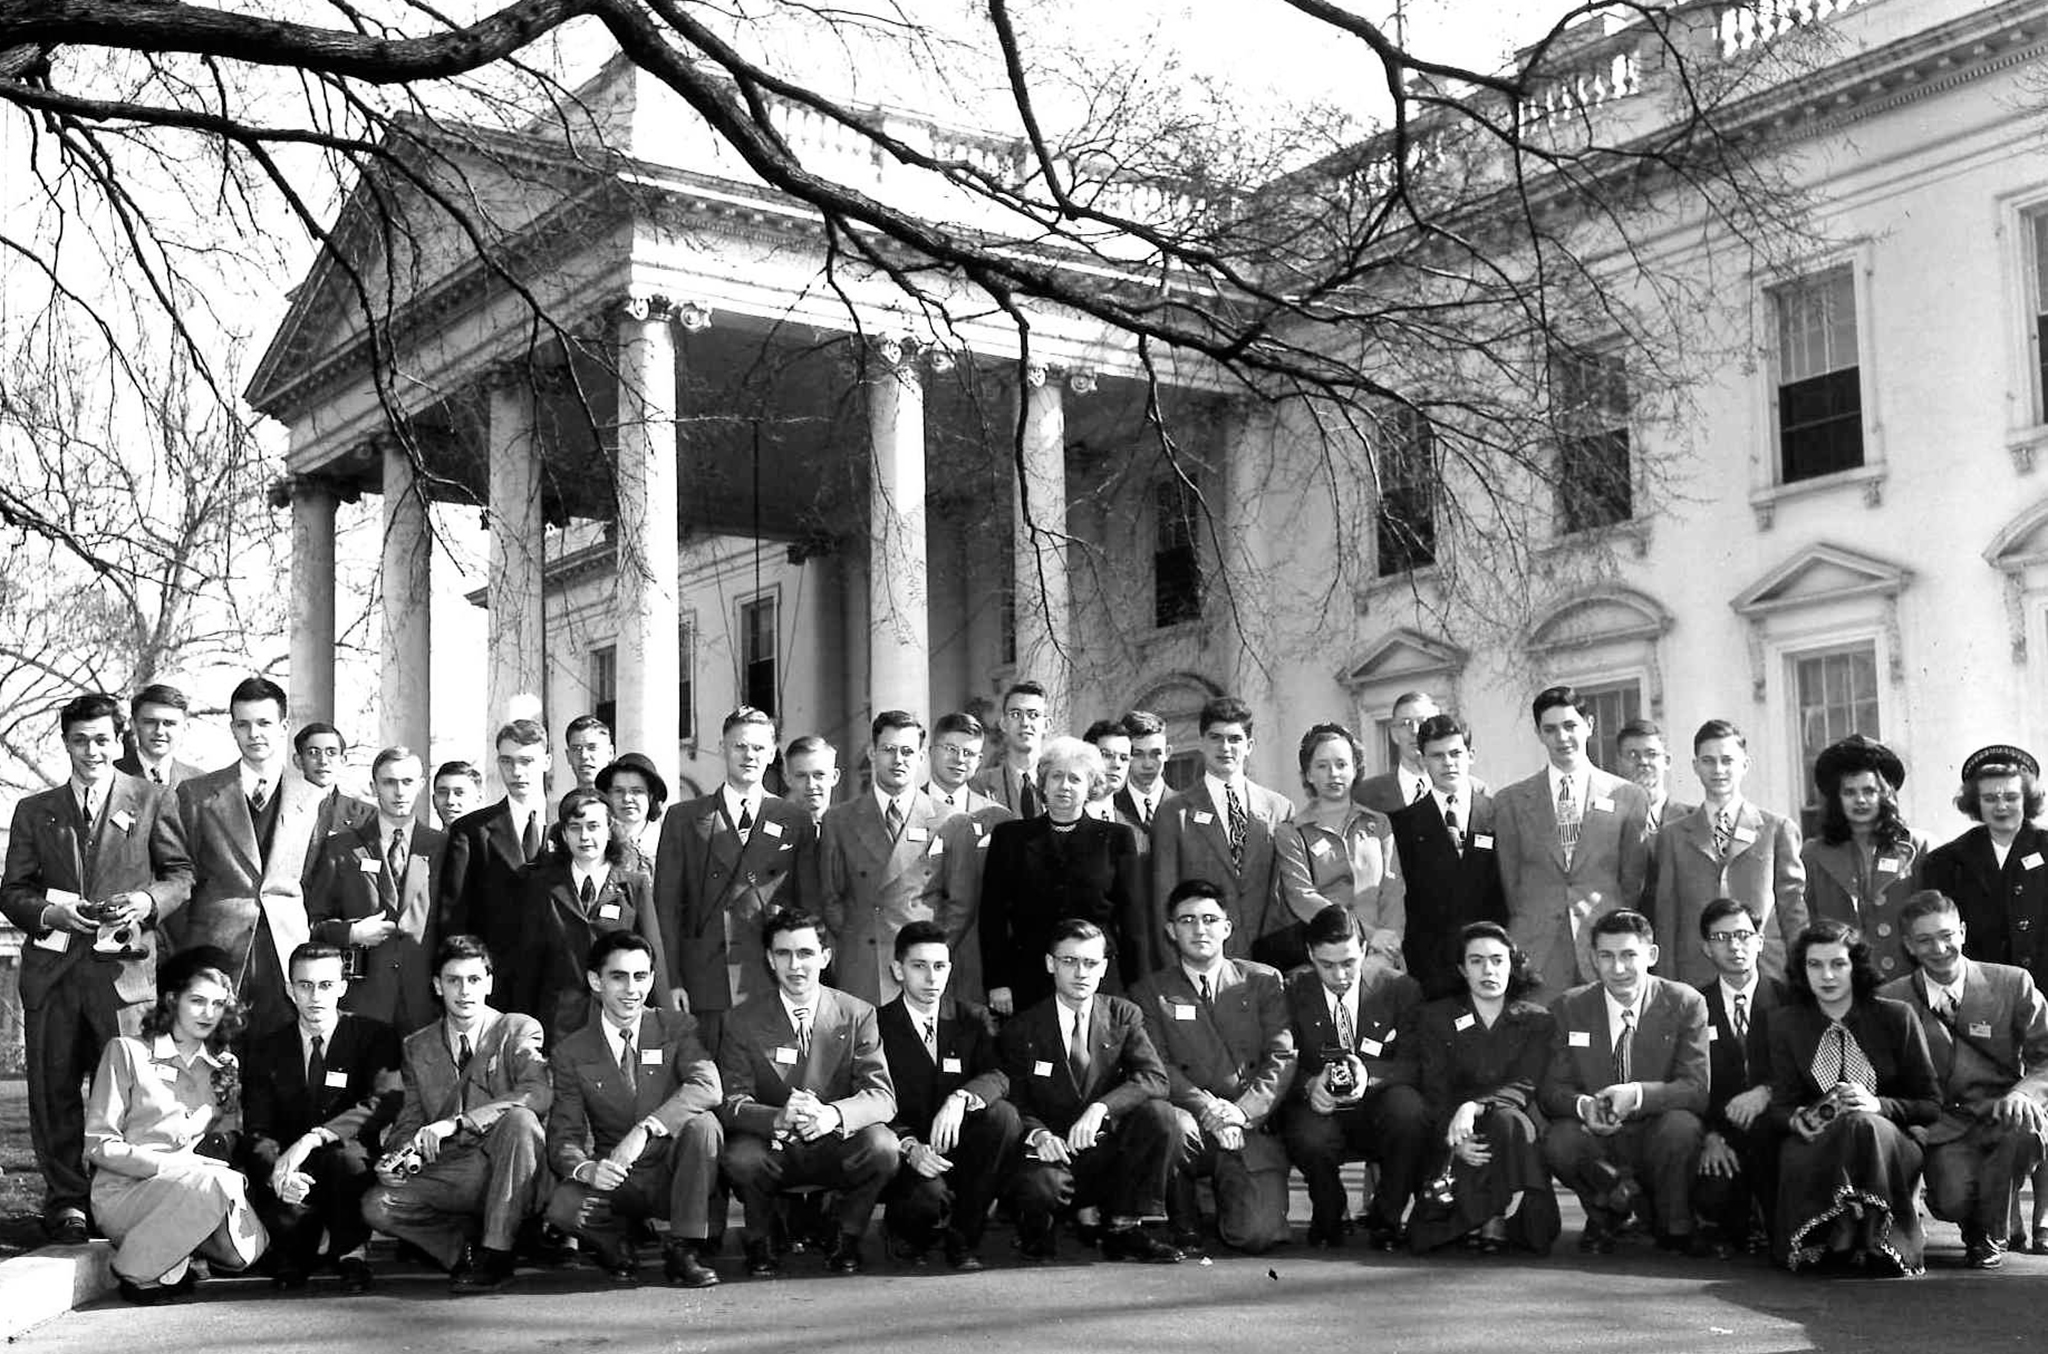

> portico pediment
[1336,628,1468,691]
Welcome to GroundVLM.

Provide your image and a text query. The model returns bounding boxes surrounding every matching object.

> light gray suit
[1493,766,1651,992]
[821,790,950,1005]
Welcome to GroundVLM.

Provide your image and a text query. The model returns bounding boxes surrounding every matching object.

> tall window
[2032,215,2048,423]
[1579,679,1644,776]
[1554,349,1632,532]
[1793,643,1880,836]
[591,646,618,733]
[1154,477,1203,627]
[1774,266,1862,483]
[741,598,777,718]
[1376,407,1437,576]
[677,621,696,742]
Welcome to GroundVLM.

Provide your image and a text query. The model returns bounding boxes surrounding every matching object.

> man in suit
[563,713,615,794]
[2,692,192,1243]
[1354,691,1441,814]
[874,921,1019,1269]
[717,907,899,1277]
[1690,898,1784,1258]
[1654,720,1807,986]
[655,706,814,1049]
[439,717,553,1005]
[431,761,483,831]
[781,735,841,829]
[1133,879,1297,1254]
[1001,917,1184,1262]
[544,930,723,1288]
[1099,714,1161,978]
[306,746,447,1032]
[927,793,1013,1006]
[970,679,1049,817]
[294,722,376,846]
[169,675,327,1034]
[1618,719,1692,918]
[1390,713,1508,1000]
[362,935,552,1294]
[1494,684,1653,990]
[1882,890,2048,1268]
[926,711,997,816]
[114,681,206,789]
[1540,909,1711,1254]
[821,711,949,1006]
[1279,903,1431,1249]
[1151,695,1293,963]
[1082,718,1132,823]
[1118,708,1171,833]
[240,942,403,1291]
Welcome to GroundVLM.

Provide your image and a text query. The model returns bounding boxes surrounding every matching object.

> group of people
[4,674,2047,1303]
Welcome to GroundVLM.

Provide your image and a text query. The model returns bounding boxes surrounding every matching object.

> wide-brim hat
[1812,733,1905,795]
[596,751,669,805]
[1961,743,2040,783]
[159,944,239,995]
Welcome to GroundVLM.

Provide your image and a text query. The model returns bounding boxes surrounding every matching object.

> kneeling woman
[1764,919,1938,1275]
[1407,922,1560,1254]
[85,946,268,1302]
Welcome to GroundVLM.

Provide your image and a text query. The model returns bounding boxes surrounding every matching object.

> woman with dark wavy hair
[84,946,267,1303]
[1406,922,1559,1255]
[1800,734,1924,983]
[1763,919,1937,1275]
[1272,723,1405,972]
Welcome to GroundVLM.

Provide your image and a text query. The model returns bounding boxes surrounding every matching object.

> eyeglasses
[1172,914,1228,929]
[1706,931,1759,945]
[1050,955,1106,972]
[1006,709,1048,723]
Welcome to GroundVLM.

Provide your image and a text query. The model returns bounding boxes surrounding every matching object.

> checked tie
[1812,1021,1877,1092]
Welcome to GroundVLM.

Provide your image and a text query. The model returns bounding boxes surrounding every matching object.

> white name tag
[942,1056,963,1074]
[1359,1038,1383,1057]
[156,1064,181,1083]
[1171,1003,1197,1021]
[324,1069,349,1088]
[1454,1014,1475,1032]
[906,827,929,843]
[773,1046,797,1066]
[2024,853,2045,872]
[1568,1031,1592,1048]
[762,820,784,839]
[1590,796,1615,813]
[111,809,135,832]
[1472,834,1494,850]
[33,929,71,953]
[977,835,991,851]
[1193,811,1215,825]
[598,904,621,920]
[640,1048,664,1066]
[1309,838,1334,859]
[358,858,382,874]
[1733,828,1757,845]
[1971,1022,1994,1038]
[928,838,944,857]
[1706,1026,1719,1043]
[1877,857,1901,874]
[1033,1060,1055,1077]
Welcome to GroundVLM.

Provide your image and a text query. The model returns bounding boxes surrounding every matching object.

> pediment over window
[1525,586,1672,656]
[1983,498,2048,662]
[1730,543,1912,619]
[1335,628,1468,692]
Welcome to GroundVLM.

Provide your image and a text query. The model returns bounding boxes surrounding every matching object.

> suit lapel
[211,771,263,880]
[487,803,523,871]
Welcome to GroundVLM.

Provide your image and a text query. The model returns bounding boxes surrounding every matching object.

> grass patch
[1,1078,46,1260]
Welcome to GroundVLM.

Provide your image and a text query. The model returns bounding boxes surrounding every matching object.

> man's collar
[376,814,412,839]
[1717,973,1759,1004]
[901,993,940,1021]
[1204,770,1245,800]
[1180,958,1226,988]
[1602,983,1644,1016]
[299,1016,339,1044]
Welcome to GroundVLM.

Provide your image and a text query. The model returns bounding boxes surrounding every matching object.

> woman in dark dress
[1407,922,1560,1254]
[980,736,1143,1015]
[1764,918,1938,1275]
[516,788,676,1038]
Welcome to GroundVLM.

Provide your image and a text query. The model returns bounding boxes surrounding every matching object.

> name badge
[1970,1022,1994,1038]
[762,820,784,839]
[156,1064,182,1084]
[1568,1031,1592,1048]
[1589,795,1615,814]
[324,1069,350,1088]
[1171,1003,1197,1021]
[111,809,135,832]
[640,1048,664,1066]
[47,888,83,907]
[1733,828,1757,845]
[1877,857,1901,874]
[977,835,991,851]
[928,837,944,857]
[1706,1025,1719,1043]
[598,904,621,920]
[1192,810,1215,825]
[358,858,382,874]
[2024,853,2045,872]
[33,929,71,953]
[1309,838,1334,859]
[1359,1038,1384,1057]
[1472,833,1494,850]
[773,1046,798,1066]
[942,1056,963,1074]
[1453,1014,1475,1032]
[1033,1060,1055,1078]
[906,826,929,843]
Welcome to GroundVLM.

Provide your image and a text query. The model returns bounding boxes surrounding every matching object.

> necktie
[1411,776,1427,804]
[1713,809,1733,860]
[923,1017,938,1062]
[1335,997,1355,1051]
[1198,972,1214,1006]
[1555,778,1580,864]
[793,1006,812,1059]
[1226,785,1247,870]
[1139,794,1153,827]
[736,800,754,839]
[1732,993,1749,1041]
[521,812,541,862]
[579,874,596,906]
[1811,1020,1878,1092]
[1444,802,1462,852]
[1067,1007,1091,1087]
[1613,1005,1635,1083]
[387,828,406,884]
[1019,775,1040,820]
[457,1033,473,1072]
[250,780,269,813]
[885,797,905,840]
[149,767,164,785]
[307,1034,326,1092]
[619,1029,638,1094]
[79,786,97,826]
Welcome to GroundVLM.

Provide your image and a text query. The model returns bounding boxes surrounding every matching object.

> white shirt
[239,760,284,804]
[927,781,966,811]
[505,799,546,841]
[1603,986,1645,1055]
[1324,981,1360,1041]
[1546,764,1591,811]
[873,786,910,824]
[603,1013,643,1063]
[70,776,111,822]
[1204,772,1248,816]
[1085,799,1115,821]
[1717,974,1760,1023]
[444,1019,484,1065]
[570,860,612,900]
[1431,788,1463,826]
[375,815,413,860]
[1181,961,1226,1000]
[1055,998,1094,1056]
[721,783,765,835]
[1921,970,1966,1014]
[1130,783,1163,823]
[1395,766,1430,805]
[299,1020,339,1076]
[1705,796,1746,825]
[779,991,817,1039]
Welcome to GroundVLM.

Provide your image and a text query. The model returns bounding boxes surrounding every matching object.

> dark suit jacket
[998,993,1168,1140]
[515,858,671,1032]
[2,773,191,1009]
[1388,791,1506,997]
[1761,997,1939,1134]
[1878,959,2048,1144]
[168,764,325,982]
[717,985,895,1138]
[1653,802,1808,986]
[1412,995,1555,1122]
[969,762,1038,817]
[1696,976,1784,1130]
[312,789,377,849]
[545,1008,721,1177]
[1151,778,1294,953]
[1132,959,1296,1129]
[240,1014,403,1171]
[388,1007,552,1147]
[438,798,542,982]
[1924,825,2048,989]
[1284,962,1423,1097]
[652,790,812,1014]
[928,804,1015,1004]
[114,753,206,790]
[304,820,447,1031]
[980,815,1143,1007]
[876,995,1008,1142]
[1354,769,1488,816]
[1539,975,1710,1119]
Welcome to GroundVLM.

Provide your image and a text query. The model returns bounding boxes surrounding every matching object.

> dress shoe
[1577,1215,1617,1256]
[664,1244,720,1289]
[1013,1216,1057,1263]
[1360,1215,1403,1253]
[44,1211,89,1246]
[1305,1222,1346,1249]
[1476,1217,1510,1256]
[1169,1228,1209,1259]
[826,1233,866,1275]
[449,1246,515,1295]
[1964,1229,2006,1270]
[885,1231,929,1266]
[1101,1227,1182,1264]
[270,1263,311,1291]
[336,1257,375,1294]
[944,1231,984,1272]
[588,1237,640,1285]
[524,1222,575,1267]
[117,1278,178,1306]
[743,1240,781,1279]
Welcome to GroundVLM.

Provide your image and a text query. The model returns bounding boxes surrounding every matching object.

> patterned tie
[387,828,406,884]
[1713,809,1734,860]
[885,797,905,840]
[1335,997,1355,1051]
[1411,776,1427,804]
[521,812,541,862]
[923,1017,938,1062]
[1067,1006,1091,1087]
[1198,972,1214,1006]
[79,786,97,827]
[1732,993,1749,1041]
[736,800,754,840]
[1614,1005,1635,1082]
[250,780,269,813]
[1444,801,1462,853]
[619,1028,638,1094]
[1226,785,1247,870]
[793,1006,812,1059]
[1555,777,1580,866]
[307,1034,326,1092]
[1812,1020,1878,1092]
[149,767,164,785]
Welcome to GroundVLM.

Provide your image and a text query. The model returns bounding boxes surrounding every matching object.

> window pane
[1577,681,1643,775]
[1376,407,1437,576]
[1779,368,1863,482]
[1154,478,1203,626]
[1794,644,1881,835]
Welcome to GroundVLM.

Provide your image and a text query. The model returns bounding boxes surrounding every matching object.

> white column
[283,476,338,725]
[485,370,546,752]
[867,342,930,725]
[613,297,681,774]
[380,439,432,755]
[1013,364,1073,722]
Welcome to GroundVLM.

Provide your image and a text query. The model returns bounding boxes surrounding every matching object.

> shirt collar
[1602,985,1644,1028]
[721,783,763,822]
[1325,980,1358,1021]
[1085,799,1114,821]
[1204,771,1245,807]
[873,785,909,819]
[152,1032,222,1070]
[1431,786,1460,817]
[1923,969,1966,1008]
[1718,974,1759,1007]
[1056,997,1092,1039]
[376,814,413,843]
[1181,960,1225,993]
[240,761,282,801]
[1547,764,1588,801]
[779,990,816,1027]
[571,859,610,891]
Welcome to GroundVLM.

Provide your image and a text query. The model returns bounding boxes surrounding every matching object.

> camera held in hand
[377,1142,428,1179]
[82,897,147,962]
[1321,1046,1360,1099]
